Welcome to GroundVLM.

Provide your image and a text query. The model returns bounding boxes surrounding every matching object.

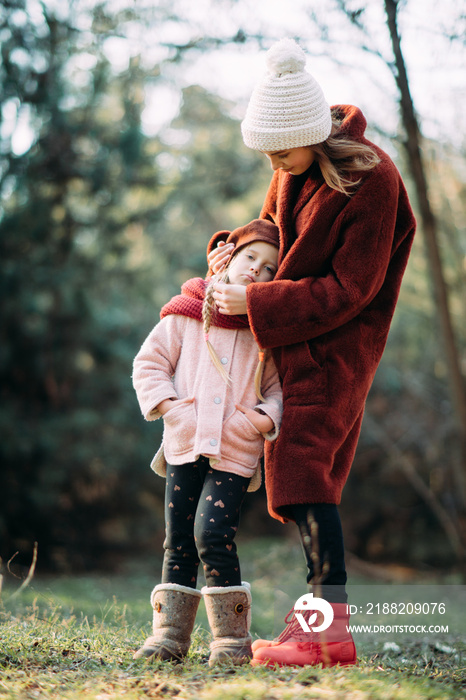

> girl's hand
[236,404,274,434]
[157,397,194,416]
[213,283,247,315]
[208,241,235,274]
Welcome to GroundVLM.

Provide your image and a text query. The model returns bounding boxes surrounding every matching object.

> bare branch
[8,543,38,600]
[364,415,465,559]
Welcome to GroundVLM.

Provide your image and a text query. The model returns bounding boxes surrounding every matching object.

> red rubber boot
[251,602,356,667]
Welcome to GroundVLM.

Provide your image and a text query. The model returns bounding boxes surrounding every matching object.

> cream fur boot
[201,582,253,666]
[133,583,202,661]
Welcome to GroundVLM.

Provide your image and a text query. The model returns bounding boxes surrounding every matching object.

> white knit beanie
[241,38,332,152]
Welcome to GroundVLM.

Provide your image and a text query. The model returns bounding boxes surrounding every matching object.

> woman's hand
[156,397,194,416]
[213,282,247,315]
[236,404,274,434]
[208,241,235,274]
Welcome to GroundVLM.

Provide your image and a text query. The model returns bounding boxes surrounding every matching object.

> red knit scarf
[160,277,250,330]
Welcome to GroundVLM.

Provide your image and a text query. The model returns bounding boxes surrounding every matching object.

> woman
[207,38,416,667]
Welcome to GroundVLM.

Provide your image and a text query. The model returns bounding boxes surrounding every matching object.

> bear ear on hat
[207,229,232,258]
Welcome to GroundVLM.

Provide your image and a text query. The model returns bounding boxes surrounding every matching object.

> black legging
[282,503,348,603]
[162,456,250,588]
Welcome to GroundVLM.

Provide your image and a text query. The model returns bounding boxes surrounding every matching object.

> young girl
[132,219,282,665]
[208,39,416,667]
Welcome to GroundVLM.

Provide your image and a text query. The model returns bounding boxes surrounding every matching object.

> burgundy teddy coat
[208,105,416,522]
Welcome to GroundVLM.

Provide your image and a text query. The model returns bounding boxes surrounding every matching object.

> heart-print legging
[161,456,251,588]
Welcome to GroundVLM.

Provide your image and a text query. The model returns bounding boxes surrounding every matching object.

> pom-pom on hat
[225,219,280,253]
[241,38,332,152]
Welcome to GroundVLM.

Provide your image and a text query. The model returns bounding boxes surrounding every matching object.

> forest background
[1,0,466,582]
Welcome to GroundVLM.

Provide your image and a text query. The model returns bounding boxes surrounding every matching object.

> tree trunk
[384,0,466,505]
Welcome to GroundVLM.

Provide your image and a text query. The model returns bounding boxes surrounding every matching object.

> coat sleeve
[132,315,185,420]
[254,354,283,441]
[247,163,415,348]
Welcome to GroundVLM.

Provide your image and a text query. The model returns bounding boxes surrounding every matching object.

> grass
[1,537,465,699]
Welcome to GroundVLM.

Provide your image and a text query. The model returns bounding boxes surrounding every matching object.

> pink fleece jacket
[132,314,283,491]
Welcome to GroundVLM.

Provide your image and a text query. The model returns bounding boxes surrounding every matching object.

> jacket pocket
[279,340,327,405]
[221,409,263,468]
[162,399,197,456]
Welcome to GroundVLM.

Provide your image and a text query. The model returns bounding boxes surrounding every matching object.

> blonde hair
[312,111,381,196]
[202,254,269,401]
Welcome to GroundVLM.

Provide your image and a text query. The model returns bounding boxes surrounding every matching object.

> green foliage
[0,1,162,570]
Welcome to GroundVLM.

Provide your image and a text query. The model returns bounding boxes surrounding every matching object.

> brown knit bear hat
[226,219,280,253]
